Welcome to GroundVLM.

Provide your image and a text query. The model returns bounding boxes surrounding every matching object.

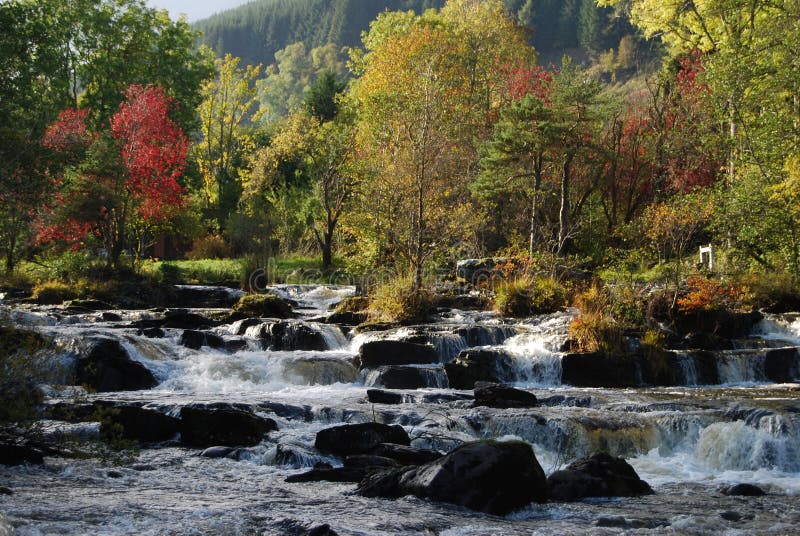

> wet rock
[229,317,263,335]
[307,524,338,536]
[0,442,44,466]
[370,443,442,466]
[673,309,763,340]
[366,389,404,404]
[326,311,367,326]
[179,404,277,447]
[138,327,165,338]
[344,455,400,469]
[258,402,313,422]
[473,383,538,408]
[66,298,113,311]
[764,348,799,383]
[161,311,218,330]
[224,338,248,352]
[43,401,98,422]
[720,511,742,522]
[74,337,158,392]
[179,330,225,350]
[261,321,327,351]
[100,405,179,443]
[538,395,592,407]
[106,470,123,478]
[547,452,653,501]
[456,258,511,285]
[233,293,293,319]
[356,340,439,369]
[199,446,236,458]
[285,466,372,483]
[314,422,410,456]
[100,311,122,322]
[353,322,398,334]
[0,486,11,495]
[173,285,242,308]
[275,443,321,468]
[595,516,668,529]
[560,352,639,388]
[357,440,547,515]
[455,325,517,347]
[444,349,515,389]
[722,483,766,496]
[366,365,447,389]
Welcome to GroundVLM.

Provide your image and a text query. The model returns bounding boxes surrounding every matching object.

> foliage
[0,323,50,424]
[569,284,625,355]
[367,277,434,325]
[31,280,79,305]
[186,235,235,261]
[493,276,568,317]
[676,275,750,315]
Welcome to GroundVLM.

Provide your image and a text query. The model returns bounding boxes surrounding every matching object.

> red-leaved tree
[38,85,188,269]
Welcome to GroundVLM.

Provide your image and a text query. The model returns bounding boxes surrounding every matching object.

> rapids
[1,285,799,535]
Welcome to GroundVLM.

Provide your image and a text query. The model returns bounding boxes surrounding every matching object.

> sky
[145,0,254,22]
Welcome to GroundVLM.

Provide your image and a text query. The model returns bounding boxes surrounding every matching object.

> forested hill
[194,0,643,69]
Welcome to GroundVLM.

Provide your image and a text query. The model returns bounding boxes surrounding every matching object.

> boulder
[722,483,766,496]
[99,405,179,443]
[161,311,218,330]
[365,366,447,389]
[0,442,44,466]
[764,348,799,383]
[233,294,293,319]
[326,311,368,326]
[356,340,438,369]
[260,321,327,351]
[344,455,400,469]
[173,285,243,308]
[357,440,547,515]
[370,443,442,466]
[547,452,653,501]
[179,404,277,447]
[366,389,404,405]
[456,258,510,285]
[138,327,165,338]
[179,330,226,350]
[199,446,236,459]
[275,443,322,468]
[473,383,538,409]
[560,352,639,388]
[673,309,763,340]
[285,466,373,483]
[314,422,410,457]
[74,337,158,392]
[444,349,515,389]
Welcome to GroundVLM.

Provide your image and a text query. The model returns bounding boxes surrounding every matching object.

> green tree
[304,70,347,122]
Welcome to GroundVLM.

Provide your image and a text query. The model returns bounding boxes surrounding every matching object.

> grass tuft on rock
[233,293,293,318]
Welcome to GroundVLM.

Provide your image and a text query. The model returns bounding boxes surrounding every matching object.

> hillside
[194,0,652,69]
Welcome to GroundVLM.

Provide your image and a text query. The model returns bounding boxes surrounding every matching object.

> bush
[0,324,50,424]
[186,234,234,260]
[368,277,433,325]
[569,285,625,355]
[334,296,370,313]
[493,276,568,317]
[233,293,293,318]
[32,280,79,304]
[677,274,750,314]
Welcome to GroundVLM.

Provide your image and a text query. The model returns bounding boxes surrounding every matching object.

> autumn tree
[195,54,261,230]
[40,85,188,270]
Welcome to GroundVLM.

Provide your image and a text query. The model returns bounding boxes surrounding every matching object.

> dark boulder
[261,321,327,351]
[344,455,400,469]
[370,443,442,466]
[366,366,447,389]
[173,285,242,308]
[162,311,218,330]
[326,311,368,326]
[722,483,766,496]
[138,327,165,338]
[307,524,338,536]
[357,440,547,515]
[285,466,373,483]
[0,442,44,466]
[444,349,515,389]
[233,293,293,319]
[473,383,538,409]
[199,446,236,459]
[356,340,438,369]
[100,312,122,322]
[314,422,410,457]
[764,348,799,383]
[179,330,226,350]
[547,452,653,501]
[275,443,321,468]
[74,337,158,392]
[179,404,277,447]
[99,405,179,443]
[366,389,404,405]
[560,352,639,388]
[224,338,248,353]
[673,309,763,340]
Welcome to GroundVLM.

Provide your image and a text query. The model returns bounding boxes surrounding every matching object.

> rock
[275,443,321,468]
[161,311,218,330]
[74,337,158,392]
[444,349,515,389]
[179,330,226,350]
[722,483,766,496]
[199,446,236,459]
[99,405,179,443]
[356,340,439,369]
[560,352,639,388]
[100,311,122,322]
[673,309,763,340]
[720,511,741,522]
[179,404,277,447]
[764,348,799,383]
[224,339,248,353]
[0,442,44,466]
[233,293,293,319]
[43,401,98,422]
[285,466,372,483]
[473,383,538,408]
[344,455,400,469]
[66,298,113,311]
[260,321,327,351]
[456,258,512,285]
[353,322,398,334]
[357,440,547,515]
[547,452,653,501]
[365,366,447,389]
[314,422,410,456]
[106,470,123,478]
[326,311,368,326]
[0,486,11,495]
[173,285,243,308]
[370,443,442,466]
[366,389,404,405]
[138,327,165,338]
[307,524,338,536]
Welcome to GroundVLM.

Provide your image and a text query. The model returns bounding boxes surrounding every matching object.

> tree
[304,71,347,122]
[39,85,188,270]
[195,54,261,230]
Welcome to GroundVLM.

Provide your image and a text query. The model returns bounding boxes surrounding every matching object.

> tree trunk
[557,154,573,256]
[528,153,542,257]
[322,232,333,270]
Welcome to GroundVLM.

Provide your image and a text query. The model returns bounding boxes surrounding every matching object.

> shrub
[335,296,370,313]
[32,280,78,304]
[368,277,433,325]
[0,324,50,424]
[493,276,568,317]
[186,234,234,260]
[569,285,625,355]
[677,274,750,314]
